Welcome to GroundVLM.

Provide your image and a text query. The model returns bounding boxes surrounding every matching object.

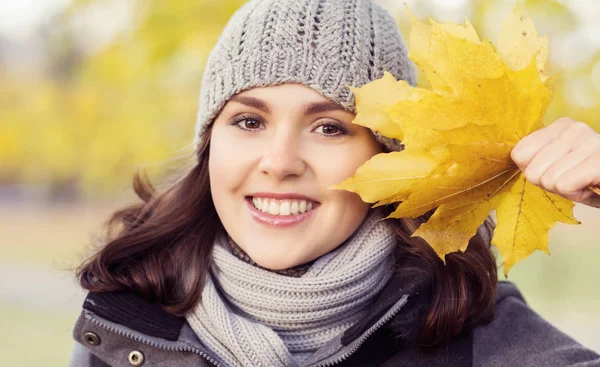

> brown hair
[77,131,497,347]
[394,218,497,347]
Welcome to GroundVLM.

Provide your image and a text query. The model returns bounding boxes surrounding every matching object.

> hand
[511,117,600,208]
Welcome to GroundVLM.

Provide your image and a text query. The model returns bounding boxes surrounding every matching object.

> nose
[258,129,306,181]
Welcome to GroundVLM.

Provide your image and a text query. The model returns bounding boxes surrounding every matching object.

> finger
[582,186,600,209]
[540,137,600,196]
[583,192,600,209]
[511,118,574,169]
[555,152,600,195]
[522,124,591,187]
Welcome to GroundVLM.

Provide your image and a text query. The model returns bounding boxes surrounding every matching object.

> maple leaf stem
[590,185,600,196]
[488,169,521,198]
[406,167,517,212]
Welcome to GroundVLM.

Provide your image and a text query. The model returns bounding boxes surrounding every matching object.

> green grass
[0,303,79,367]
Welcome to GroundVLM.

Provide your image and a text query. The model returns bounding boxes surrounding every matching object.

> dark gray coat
[69,277,600,367]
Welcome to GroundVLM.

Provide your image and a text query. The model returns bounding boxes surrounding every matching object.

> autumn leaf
[331,7,580,276]
[494,175,580,274]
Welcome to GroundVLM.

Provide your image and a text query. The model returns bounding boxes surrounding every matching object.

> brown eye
[232,114,264,131]
[321,125,340,135]
[242,119,261,129]
[314,122,347,137]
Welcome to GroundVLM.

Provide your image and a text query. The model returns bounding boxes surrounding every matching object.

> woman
[69,0,600,366]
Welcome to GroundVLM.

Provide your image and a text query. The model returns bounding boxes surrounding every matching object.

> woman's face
[209,84,382,270]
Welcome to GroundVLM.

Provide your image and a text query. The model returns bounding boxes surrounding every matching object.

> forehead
[235,83,328,101]
[226,83,352,116]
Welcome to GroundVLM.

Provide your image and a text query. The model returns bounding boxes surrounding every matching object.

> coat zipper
[310,294,409,367]
[85,313,223,367]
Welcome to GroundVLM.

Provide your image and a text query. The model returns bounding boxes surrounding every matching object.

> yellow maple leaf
[331,7,579,276]
[494,175,580,274]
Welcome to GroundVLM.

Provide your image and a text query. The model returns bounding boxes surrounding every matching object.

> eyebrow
[229,95,348,115]
[230,95,271,113]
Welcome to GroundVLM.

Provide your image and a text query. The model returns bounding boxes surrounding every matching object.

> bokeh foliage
[1,0,246,196]
[1,0,599,198]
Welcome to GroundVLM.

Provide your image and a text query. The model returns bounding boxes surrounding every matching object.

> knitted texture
[193,0,416,155]
[185,210,397,367]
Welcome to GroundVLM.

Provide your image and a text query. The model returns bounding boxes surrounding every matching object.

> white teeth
[268,201,280,215]
[299,200,307,213]
[290,201,299,215]
[251,197,316,216]
[279,201,291,215]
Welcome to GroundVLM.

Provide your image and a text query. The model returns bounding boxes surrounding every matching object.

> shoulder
[69,291,219,367]
[472,281,600,367]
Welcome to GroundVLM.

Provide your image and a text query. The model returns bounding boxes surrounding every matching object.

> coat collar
[84,290,184,341]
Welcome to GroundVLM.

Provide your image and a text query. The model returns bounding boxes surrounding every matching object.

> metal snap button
[83,332,101,346]
[128,350,144,366]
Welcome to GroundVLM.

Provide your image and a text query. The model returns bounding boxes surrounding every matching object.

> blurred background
[1,0,599,365]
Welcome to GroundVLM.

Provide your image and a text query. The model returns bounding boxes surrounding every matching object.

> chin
[249,251,313,271]
[253,257,303,271]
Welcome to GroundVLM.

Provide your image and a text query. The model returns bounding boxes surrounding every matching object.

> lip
[245,197,318,227]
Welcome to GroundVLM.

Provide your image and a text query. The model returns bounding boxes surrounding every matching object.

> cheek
[322,137,381,188]
[208,129,245,206]
[318,137,380,219]
[330,189,371,224]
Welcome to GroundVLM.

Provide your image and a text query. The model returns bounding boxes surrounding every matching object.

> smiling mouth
[247,196,319,216]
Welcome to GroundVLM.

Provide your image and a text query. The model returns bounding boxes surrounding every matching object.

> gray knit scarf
[186,210,396,367]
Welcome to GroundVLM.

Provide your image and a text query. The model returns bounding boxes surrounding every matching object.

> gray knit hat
[193,0,416,154]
